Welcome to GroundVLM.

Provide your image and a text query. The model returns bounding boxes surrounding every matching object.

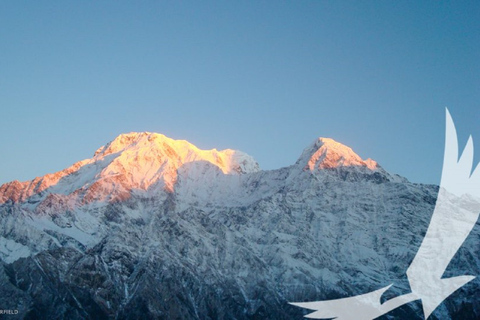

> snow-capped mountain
[0,132,259,204]
[0,133,478,319]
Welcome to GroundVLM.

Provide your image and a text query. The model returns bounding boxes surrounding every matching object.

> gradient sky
[1,1,479,186]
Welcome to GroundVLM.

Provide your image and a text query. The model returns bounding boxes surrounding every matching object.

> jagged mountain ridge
[0,132,260,204]
[0,133,478,319]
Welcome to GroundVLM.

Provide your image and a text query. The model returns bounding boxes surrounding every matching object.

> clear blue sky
[1,1,479,185]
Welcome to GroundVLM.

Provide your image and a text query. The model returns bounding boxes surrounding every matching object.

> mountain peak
[94,132,167,157]
[93,131,260,175]
[85,132,261,194]
[0,132,260,204]
[299,137,378,171]
[0,134,384,205]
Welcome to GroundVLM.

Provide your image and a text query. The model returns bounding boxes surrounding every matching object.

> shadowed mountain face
[0,133,478,319]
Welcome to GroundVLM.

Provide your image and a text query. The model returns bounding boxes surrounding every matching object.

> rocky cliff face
[0,133,478,319]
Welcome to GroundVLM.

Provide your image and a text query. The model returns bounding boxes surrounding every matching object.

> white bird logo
[290,108,480,319]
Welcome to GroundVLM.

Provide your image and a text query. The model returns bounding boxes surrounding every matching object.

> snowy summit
[0,132,260,204]
[0,133,380,205]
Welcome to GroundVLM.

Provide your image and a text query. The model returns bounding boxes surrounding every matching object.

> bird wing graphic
[406,108,480,318]
[290,285,418,320]
[290,108,480,319]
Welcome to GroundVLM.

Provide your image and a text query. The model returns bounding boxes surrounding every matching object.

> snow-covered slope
[0,133,478,319]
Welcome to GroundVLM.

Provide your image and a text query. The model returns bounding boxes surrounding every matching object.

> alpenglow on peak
[0,132,260,204]
[299,137,378,171]
[0,133,383,205]
[92,132,260,175]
